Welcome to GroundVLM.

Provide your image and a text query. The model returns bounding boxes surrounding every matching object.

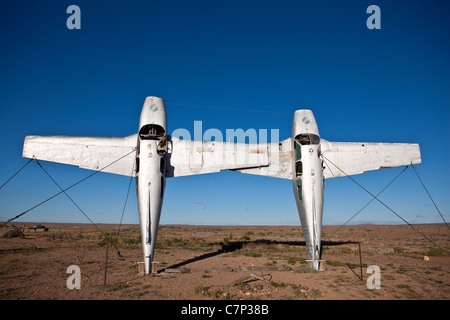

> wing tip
[22,136,33,159]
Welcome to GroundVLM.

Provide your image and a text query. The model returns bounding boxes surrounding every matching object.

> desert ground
[0,222,448,300]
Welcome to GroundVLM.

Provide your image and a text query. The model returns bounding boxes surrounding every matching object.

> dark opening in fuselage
[294,134,320,145]
[139,124,166,140]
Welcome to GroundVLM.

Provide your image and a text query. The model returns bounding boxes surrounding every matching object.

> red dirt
[0,223,448,300]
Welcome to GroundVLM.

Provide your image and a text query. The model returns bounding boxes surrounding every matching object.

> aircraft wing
[165,136,270,177]
[229,138,293,179]
[22,134,137,176]
[320,139,421,179]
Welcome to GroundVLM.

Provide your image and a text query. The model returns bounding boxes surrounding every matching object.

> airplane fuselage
[135,97,167,274]
[291,110,324,270]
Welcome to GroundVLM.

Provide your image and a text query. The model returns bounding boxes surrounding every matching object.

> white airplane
[22,96,421,272]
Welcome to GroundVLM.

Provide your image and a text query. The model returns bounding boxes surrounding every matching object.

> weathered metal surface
[22,96,422,273]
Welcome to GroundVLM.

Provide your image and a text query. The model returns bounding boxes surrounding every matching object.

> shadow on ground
[160,239,358,272]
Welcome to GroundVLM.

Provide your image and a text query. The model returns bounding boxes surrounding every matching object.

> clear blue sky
[0,0,449,226]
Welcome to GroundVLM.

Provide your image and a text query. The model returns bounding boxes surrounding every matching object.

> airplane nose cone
[292,110,319,137]
[139,97,167,132]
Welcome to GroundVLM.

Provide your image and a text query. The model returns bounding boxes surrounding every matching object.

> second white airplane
[22,96,421,272]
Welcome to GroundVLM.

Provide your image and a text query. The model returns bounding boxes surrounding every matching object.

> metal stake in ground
[104,242,109,287]
[359,243,363,281]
